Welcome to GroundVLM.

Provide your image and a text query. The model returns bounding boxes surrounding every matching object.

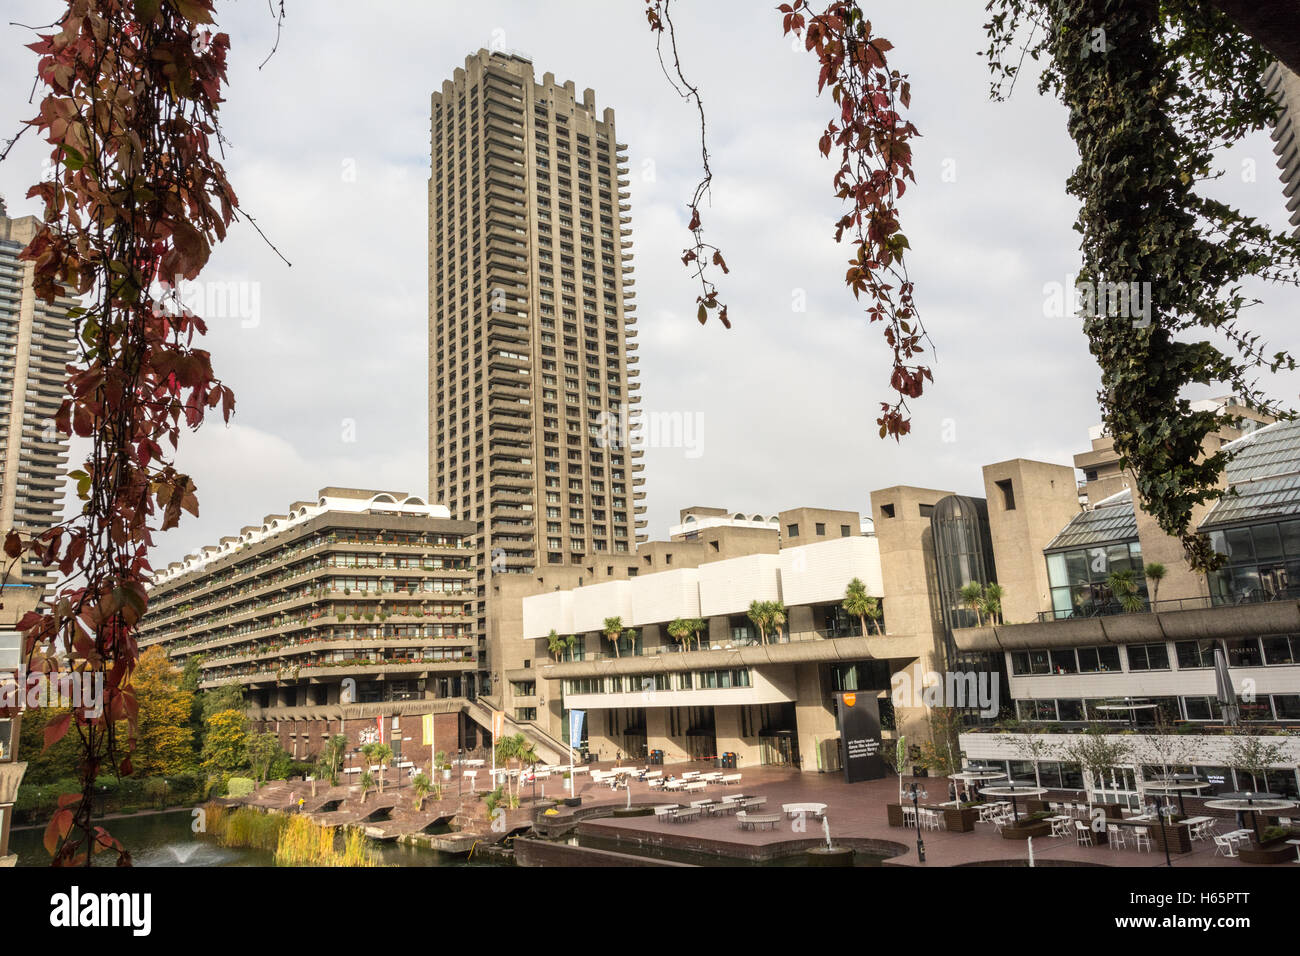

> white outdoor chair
[1107,824,1126,850]
[1075,821,1094,846]
[1213,834,1238,858]
[1133,827,1152,852]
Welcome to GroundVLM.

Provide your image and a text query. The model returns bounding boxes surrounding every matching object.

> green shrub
[227,777,256,798]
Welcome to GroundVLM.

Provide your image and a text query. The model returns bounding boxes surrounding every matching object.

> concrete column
[714,706,760,769]
[793,663,837,773]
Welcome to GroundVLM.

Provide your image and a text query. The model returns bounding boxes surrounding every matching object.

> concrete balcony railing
[954,598,1300,652]
[538,630,932,679]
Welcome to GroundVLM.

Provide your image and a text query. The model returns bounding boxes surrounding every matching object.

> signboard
[836,691,885,783]
[569,709,585,748]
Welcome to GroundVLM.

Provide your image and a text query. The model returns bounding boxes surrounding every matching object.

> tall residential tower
[0,206,78,593]
[428,51,647,697]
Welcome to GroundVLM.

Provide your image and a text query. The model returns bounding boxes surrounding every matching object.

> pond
[8,809,487,867]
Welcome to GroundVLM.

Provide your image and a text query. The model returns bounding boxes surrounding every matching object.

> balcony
[539,628,932,679]
[954,595,1300,652]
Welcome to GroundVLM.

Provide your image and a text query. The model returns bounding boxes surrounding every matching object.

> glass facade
[930,495,997,636]
[1206,519,1300,604]
[1045,540,1146,618]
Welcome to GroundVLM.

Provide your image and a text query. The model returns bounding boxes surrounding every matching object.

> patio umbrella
[978,781,1049,823]
[1203,794,1297,843]
[1213,646,1239,725]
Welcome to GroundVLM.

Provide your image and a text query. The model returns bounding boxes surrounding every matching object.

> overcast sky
[1,1,1297,568]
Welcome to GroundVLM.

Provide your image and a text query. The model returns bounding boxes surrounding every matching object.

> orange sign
[491,710,505,738]
[843,693,857,708]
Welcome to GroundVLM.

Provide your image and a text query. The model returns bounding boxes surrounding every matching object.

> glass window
[1253,524,1284,561]
[1224,637,1262,668]
[1057,699,1085,721]
[1273,694,1300,720]
[1262,634,1296,666]
[1077,646,1121,672]
[1050,649,1077,674]
[1280,520,1300,557]
[1182,696,1222,721]
[1127,643,1170,671]
[1224,527,1255,563]
[1176,639,1218,669]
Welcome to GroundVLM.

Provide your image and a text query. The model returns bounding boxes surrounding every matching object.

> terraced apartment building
[428,50,647,697]
[138,489,524,762]
[0,206,80,594]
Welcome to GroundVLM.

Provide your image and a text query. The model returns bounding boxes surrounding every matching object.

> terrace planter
[886,803,908,827]
[1000,818,1052,841]
[563,797,582,807]
[1238,840,1297,865]
[942,807,978,833]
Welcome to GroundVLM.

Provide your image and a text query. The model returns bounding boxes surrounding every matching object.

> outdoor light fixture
[907,781,928,863]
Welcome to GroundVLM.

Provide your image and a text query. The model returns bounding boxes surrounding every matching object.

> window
[1262,634,1297,665]
[880,504,895,519]
[918,504,934,518]
[996,478,1016,510]
[815,523,826,536]
[840,525,851,537]
[1176,639,1218,669]
[1126,642,1170,671]
[1224,637,1262,668]
[787,524,799,538]
[1076,646,1121,672]
[1010,650,1051,675]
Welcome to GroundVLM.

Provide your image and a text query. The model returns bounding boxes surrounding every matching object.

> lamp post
[906,781,928,863]
[1145,797,1174,867]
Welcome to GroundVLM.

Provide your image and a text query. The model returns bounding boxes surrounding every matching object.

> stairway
[463,699,569,765]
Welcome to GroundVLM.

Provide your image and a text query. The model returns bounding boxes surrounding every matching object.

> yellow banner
[422,713,435,747]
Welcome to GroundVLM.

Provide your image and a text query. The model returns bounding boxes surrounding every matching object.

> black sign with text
[837,691,886,783]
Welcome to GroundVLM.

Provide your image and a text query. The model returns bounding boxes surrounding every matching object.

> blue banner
[569,709,585,748]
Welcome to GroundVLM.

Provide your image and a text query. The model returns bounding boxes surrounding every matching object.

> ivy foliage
[984,0,1300,569]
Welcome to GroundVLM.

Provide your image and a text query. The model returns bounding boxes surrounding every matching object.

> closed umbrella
[1213,646,1239,725]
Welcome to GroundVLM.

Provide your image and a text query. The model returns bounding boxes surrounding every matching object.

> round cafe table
[978,781,1049,823]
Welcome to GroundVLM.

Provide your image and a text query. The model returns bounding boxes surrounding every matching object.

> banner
[422,714,435,747]
[569,709,585,748]
[836,692,886,784]
[377,715,385,744]
[491,709,505,739]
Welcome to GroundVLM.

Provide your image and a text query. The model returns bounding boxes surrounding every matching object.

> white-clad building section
[630,567,701,627]
[521,589,575,641]
[571,579,634,635]
[698,553,783,618]
[564,667,797,711]
[778,534,883,606]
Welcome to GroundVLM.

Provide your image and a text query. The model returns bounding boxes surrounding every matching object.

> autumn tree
[201,708,249,774]
[129,646,195,777]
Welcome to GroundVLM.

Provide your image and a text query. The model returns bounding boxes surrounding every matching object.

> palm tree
[359,771,374,805]
[959,581,985,627]
[495,732,539,805]
[361,742,393,794]
[602,616,625,658]
[546,629,567,662]
[981,583,1005,625]
[747,600,771,645]
[1144,562,1166,606]
[1107,569,1144,612]
[412,771,432,810]
[688,617,707,651]
[766,602,788,643]
[843,578,881,635]
[666,617,691,652]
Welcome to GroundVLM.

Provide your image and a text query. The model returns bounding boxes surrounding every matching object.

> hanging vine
[985,0,1300,569]
[1,0,239,864]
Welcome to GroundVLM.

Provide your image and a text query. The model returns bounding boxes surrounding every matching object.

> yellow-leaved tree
[130,646,196,776]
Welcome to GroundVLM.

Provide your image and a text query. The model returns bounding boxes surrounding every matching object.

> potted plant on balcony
[602,617,626,658]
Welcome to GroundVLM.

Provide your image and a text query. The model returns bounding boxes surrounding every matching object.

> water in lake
[8,809,479,867]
